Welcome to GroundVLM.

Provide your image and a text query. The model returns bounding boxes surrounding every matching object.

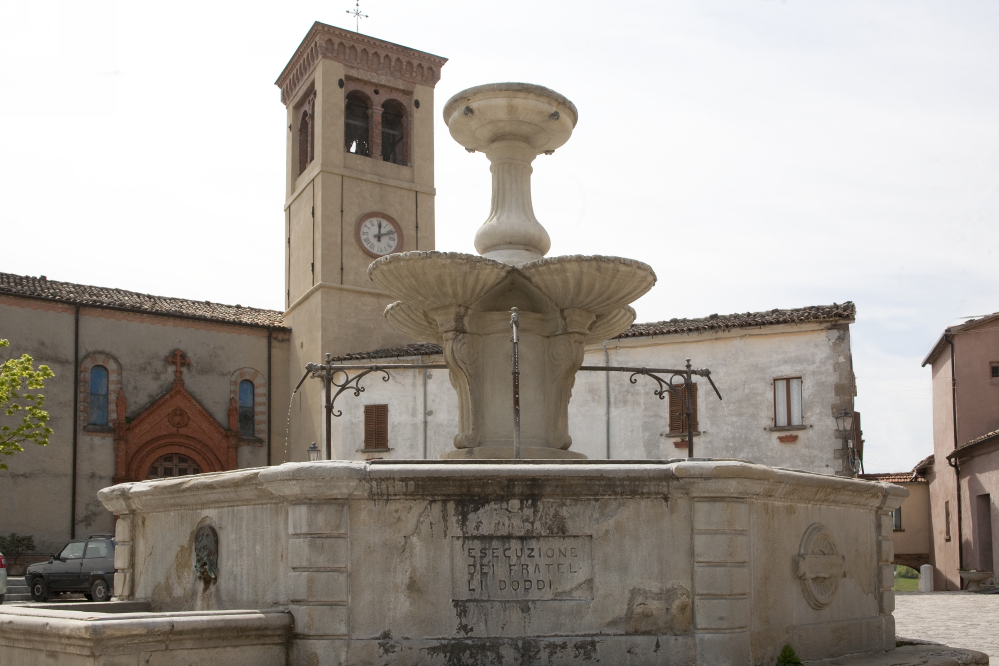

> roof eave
[1,291,288,332]
[921,332,950,368]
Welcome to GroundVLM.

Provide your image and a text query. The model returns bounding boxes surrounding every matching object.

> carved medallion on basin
[795,523,846,610]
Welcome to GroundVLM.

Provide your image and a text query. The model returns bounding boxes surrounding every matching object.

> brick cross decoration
[167,349,190,383]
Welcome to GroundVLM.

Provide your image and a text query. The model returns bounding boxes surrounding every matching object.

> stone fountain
[0,84,984,666]
[369,83,655,460]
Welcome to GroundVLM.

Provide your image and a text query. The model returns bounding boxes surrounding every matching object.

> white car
[0,550,7,604]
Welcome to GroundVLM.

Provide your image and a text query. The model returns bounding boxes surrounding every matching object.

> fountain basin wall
[95,460,903,666]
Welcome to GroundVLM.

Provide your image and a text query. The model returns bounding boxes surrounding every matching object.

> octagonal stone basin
[89,459,905,665]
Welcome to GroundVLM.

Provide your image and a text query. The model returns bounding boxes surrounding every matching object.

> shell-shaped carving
[384,301,439,342]
[585,306,637,343]
[368,251,513,311]
[520,256,657,314]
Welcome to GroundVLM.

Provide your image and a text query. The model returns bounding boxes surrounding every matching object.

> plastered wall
[325,322,855,476]
[0,297,287,552]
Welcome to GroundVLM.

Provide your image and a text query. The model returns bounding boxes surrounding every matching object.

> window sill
[769,425,808,432]
[238,436,265,447]
[83,425,114,434]
[358,448,393,454]
[893,528,905,533]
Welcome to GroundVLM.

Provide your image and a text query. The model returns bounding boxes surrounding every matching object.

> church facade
[0,23,861,554]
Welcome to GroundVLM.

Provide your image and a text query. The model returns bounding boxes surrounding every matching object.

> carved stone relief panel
[795,523,845,610]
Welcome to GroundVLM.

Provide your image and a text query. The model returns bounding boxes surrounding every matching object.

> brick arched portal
[113,350,237,484]
[127,435,225,481]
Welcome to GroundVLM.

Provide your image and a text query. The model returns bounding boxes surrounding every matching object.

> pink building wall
[924,315,999,590]
[928,352,960,590]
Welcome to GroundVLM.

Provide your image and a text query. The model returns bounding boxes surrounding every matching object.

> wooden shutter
[668,384,698,434]
[364,404,389,449]
[852,410,863,462]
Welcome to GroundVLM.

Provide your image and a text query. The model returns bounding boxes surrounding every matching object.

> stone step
[3,594,32,602]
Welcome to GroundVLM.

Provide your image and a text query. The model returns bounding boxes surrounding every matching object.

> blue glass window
[89,366,109,425]
[238,380,255,437]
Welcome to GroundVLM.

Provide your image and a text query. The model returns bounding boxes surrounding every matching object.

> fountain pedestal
[369,84,656,459]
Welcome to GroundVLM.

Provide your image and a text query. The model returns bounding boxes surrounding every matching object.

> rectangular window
[668,384,698,435]
[945,500,952,541]
[774,377,803,427]
[364,404,389,450]
[893,507,902,531]
[991,363,999,384]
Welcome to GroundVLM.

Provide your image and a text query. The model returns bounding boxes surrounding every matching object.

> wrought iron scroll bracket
[325,367,391,418]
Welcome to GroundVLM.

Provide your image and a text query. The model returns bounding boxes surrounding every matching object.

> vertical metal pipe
[603,341,610,460]
[685,359,694,458]
[511,308,521,460]
[950,337,964,574]
[325,354,332,461]
[70,306,80,539]
[266,329,272,466]
[422,358,429,460]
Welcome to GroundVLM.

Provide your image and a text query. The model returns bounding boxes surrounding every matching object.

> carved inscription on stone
[452,536,593,601]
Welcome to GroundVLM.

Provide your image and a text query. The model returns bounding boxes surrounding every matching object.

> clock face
[356,213,403,258]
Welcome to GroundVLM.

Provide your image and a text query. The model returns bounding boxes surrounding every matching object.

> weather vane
[347,1,368,32]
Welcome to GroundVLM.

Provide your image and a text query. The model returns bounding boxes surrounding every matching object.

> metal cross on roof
[346,0,368,32]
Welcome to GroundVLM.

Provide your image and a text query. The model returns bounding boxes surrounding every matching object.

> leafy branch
[0,339,54,469]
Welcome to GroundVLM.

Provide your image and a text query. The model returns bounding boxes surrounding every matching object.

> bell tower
[275,23,446,459]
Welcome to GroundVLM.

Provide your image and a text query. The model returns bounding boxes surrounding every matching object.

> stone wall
[99,459,903,666]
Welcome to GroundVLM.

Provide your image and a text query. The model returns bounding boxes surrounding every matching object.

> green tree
[0,339,54,469]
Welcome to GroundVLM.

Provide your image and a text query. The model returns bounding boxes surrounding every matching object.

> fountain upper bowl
[444,83,578,154]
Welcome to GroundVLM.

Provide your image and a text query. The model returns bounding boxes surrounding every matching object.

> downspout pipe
[603,341,610,460]
[948,335,964,578]
[422,356,428,460]
[70,306,79,539]
[267,329,272,467]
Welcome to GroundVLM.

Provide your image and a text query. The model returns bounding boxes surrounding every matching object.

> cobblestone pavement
[895,592,999,658]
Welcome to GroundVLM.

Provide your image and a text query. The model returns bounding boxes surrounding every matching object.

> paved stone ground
[896,591,999,659]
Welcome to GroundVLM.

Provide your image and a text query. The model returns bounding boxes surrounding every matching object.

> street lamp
[307,442,321,462]
[835,409,854,436]
[835,410,858,474]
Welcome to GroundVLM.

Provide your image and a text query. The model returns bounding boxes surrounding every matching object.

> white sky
[1,1,997,473]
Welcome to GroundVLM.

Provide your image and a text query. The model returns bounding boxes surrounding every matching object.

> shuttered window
[668,384,698,435]
[774,377,803,426]
[364,404,389,449]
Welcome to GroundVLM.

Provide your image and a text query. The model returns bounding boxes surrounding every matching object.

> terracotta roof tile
[328,302,856,360]
[330,343,444,362]
[953,429,999,455]
[860,472,925,484]
[614,302,855,339]
[0,272,286,329]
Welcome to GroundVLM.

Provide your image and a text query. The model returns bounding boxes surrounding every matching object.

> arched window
[381,100,406,165]
[238,379,255,437]
[89,366,109,425]
[147,453,202,480]
[344,91,370,157]
[298,109,312,175]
